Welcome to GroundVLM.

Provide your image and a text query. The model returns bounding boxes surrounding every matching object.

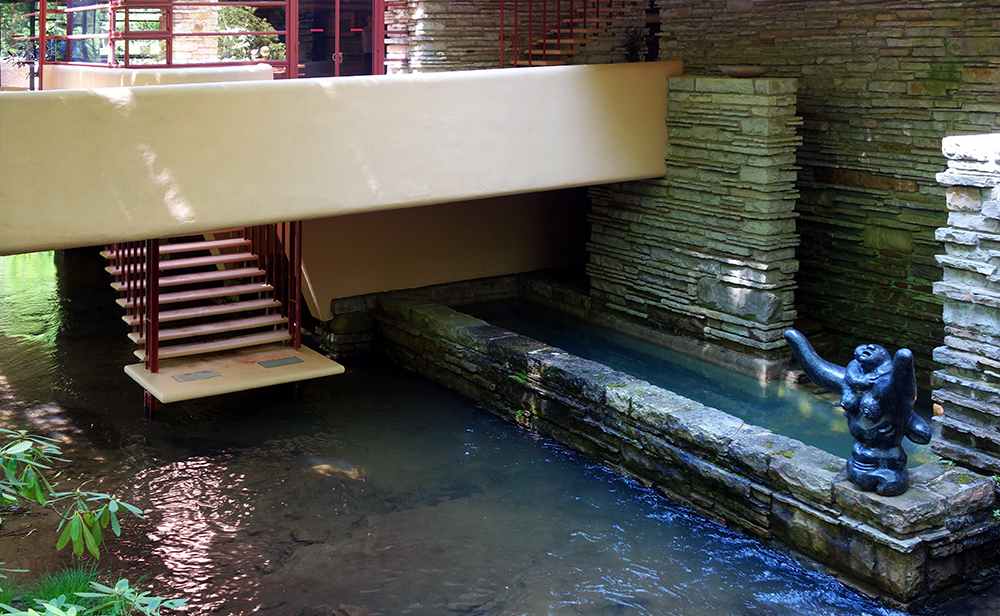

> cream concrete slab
[124,344,344,403]
[1,61,682,256]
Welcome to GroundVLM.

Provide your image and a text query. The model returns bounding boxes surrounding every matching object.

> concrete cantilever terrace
[0,60,682,258]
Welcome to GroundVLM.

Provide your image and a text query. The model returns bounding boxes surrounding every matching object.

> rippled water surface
[0,251,983,615]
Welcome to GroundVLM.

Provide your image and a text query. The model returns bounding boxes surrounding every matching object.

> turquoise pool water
[460,299,937,466]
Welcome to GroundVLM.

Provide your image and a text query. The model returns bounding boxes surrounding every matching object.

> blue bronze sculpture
[784,329,932,496]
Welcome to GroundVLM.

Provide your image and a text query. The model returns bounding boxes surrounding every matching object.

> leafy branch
[0,578,186,616]
[0,429,142,559]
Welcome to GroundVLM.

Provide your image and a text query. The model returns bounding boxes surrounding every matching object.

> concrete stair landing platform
[125,344,344,403]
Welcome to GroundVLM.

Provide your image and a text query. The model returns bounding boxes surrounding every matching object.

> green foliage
[0,430,183,616]
[0,429,142,559]
[20,565,99,609]
[53,493,143,560]
[624,28,649,62]
[508,373,528,385]
[217,6,286,61]
[76,578,186,615]
[0,578,187,616]
[994,509,1000,522]
[0,431,63,514]
[1,3,34,58]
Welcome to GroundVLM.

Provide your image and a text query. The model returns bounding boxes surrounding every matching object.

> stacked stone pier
[933,134,1000,475]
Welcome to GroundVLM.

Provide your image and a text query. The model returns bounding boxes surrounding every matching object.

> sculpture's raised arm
[783,329,846,392]
[891,348,917,404]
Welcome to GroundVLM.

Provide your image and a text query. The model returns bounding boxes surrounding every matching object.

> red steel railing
[500,0,635,68]
[107,239,160,370]
[247,221,303,350]
[106,221,303,377]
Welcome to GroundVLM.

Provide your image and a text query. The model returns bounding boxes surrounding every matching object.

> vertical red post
[107,3,115,66]
[333,0,341,76]
[38,0,47,88]
[164,3,173,66]
[144,238,160,373]
[287,0,299,77]
[292,220,302,349]
[373,0,385,74]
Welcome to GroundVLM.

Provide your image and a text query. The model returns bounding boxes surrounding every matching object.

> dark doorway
[298,0,373,77]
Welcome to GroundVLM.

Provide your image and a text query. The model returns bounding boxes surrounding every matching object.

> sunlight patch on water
[129,456,258,612]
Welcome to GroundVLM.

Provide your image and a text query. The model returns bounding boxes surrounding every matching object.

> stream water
[0,251,994,616]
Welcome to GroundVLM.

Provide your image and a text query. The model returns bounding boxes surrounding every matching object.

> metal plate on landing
[125,344,345,404]
[258,356,305,369]
[173,370,221,382]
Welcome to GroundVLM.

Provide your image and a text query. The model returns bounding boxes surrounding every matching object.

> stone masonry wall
[932,133,1000,476]
[172,5,220,64]
[405,0,503,71]
[376,292,1000,609]
[655,0,1000,378]
[587,76,802,369]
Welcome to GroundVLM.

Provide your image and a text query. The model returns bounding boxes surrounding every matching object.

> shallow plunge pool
[459,299,937,466]
[0,252,944,615]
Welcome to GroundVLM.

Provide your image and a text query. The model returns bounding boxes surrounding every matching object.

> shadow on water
[0,252,990,615]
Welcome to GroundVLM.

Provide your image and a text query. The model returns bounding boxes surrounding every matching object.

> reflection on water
[0,252,963,616]
[461,300,937,465]
[0,251,61,346]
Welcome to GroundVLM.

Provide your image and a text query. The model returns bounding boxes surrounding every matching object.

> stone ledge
[937,170,1000,188]
[942,133,1000,165]
[375,292,1000,607]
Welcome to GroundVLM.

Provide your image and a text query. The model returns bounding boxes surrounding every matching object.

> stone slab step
[135,329,292,361]
[101,237,250,260]
[117,282,274,308]
[122,298,282,326]
[129,314,288,343]
[576,6,633,12]
[106,251,256,275]
[514,59,567,66]
[563,16,617,23]
[527,48,581,56]
[548,28,604,34]
[111,267,264,291]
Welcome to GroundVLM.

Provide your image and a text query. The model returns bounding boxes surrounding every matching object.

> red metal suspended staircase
[501,0,648,67]
[103,223,343,408]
